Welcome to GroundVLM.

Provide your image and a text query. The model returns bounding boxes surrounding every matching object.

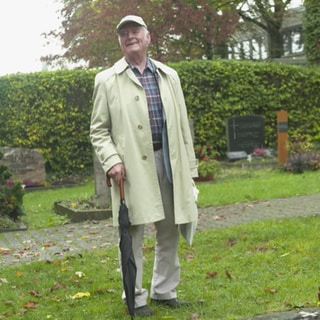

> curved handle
[119,177,125,201]
[106,175,125,201]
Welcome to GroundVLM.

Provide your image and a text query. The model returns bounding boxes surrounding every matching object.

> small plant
[252,147,267,157]
[194,145,221,178]
[194,145,219,161]
[198,159,221,177]
[0,151,25,221]
[284,152,320,173]
[284,133,320,173]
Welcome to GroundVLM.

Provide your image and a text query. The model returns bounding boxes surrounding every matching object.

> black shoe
[134,305,153,316]
[151,298,190,308]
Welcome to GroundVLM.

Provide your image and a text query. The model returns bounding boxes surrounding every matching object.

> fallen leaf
[0,247,11,255]
[50,282,65,292]
[80,236,89,239]
[206,272,218,279]
[29,290,42,297]
[106,289,115,293]
[226,238,237,247]
[225,269,233,279]
[190,313,200,319]
[280,252,290,257]
[256,246,267,252]
[70,292,91,299]
[16,271,23,277]
[143,246,154,252]
[264,287,278,294]
[94,288,115,294]
[75,271,85,278]
[99,242,111,248]
[43,242,55,248]
[23,301,37,309]
[213,215,226,220]
[184,253,195,261]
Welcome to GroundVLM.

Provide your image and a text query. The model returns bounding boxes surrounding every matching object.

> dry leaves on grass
[43,242,55,248]
[264,287,278,294]
[0,246,11,255]
[213,215,227,220]
[23,301,37,309]
[206,271,218,279]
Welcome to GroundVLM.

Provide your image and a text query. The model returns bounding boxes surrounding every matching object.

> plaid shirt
[130,58,163,144]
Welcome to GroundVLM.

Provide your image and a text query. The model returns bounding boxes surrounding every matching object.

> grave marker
[93,151,111,207]
[226,115,265,155]
[0,147,46,183]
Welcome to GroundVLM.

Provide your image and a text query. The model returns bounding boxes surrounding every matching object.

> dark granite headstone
[226,115,265,154]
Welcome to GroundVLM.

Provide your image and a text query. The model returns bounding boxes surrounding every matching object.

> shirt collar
[126,57,156,75]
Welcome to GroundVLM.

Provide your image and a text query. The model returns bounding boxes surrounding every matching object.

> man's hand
[107,163,126,186]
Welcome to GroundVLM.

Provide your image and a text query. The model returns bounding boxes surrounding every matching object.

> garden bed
[222,159,278,170]
[53,201,112,223]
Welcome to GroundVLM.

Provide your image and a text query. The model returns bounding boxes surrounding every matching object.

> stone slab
[0,147,46,183]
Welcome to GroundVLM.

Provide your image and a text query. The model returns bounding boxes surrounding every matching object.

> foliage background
[303,0,320,64]
[0,60,320,177]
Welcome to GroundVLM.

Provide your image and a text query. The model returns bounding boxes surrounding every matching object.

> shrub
[198,159,221,177]
[284,132,320,173]
[284,152,320,173]
[0,151,25,221]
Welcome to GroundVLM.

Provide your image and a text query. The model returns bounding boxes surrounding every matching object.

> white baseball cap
[116,15,147,33]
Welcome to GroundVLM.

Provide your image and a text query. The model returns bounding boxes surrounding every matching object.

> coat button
[138,125,143,129]
[135,96,139,101]
[142,155,147,160]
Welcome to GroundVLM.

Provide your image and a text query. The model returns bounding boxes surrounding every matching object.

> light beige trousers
[121,149,180,308]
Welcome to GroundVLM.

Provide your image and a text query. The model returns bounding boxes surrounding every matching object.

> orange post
[277,110,288,165]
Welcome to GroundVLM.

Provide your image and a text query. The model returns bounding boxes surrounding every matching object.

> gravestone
[93,151,111,207]
[226,115,265,155]
[0,147,46,183]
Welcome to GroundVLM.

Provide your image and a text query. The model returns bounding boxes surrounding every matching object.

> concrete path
[1,194,319,266]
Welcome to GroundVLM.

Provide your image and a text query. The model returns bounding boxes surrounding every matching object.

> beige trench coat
[90,57,198,227]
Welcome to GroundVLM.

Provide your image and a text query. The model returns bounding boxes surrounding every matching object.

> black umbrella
[107,176,136,319]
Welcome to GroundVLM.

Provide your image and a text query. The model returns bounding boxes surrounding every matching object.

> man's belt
[153,142,162,151]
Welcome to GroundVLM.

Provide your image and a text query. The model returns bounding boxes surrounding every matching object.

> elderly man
[90,15,198,316]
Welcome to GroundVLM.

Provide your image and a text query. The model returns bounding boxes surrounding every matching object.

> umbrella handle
[106,175,125,202]
[119,177,125,201]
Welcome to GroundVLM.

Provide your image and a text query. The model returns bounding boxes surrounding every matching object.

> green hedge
[177,60,320,152]
[0,70,96,177]
[0,60,319,177]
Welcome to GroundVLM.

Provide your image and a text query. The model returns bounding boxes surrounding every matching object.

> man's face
[118,23,151,59]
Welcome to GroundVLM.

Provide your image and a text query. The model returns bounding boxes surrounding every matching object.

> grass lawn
[21,168,320,230]
[1,167,320,319]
